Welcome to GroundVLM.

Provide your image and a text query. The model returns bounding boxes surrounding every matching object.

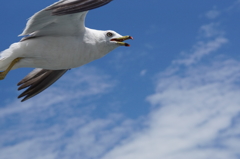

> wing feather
[20,0,113,36]
[47,0,112,15]
[18,69,68,102]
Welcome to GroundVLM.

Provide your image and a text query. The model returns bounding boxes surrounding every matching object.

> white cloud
[4,53,240,159]
[0,114,135,159]
[101,13,240,159]
[199,23,224,38]
[102,59,240,159]
[0,66,115,118]
[140,69,147,76]
[205,9,220,19]
[174,37,228,66]
[227,0,240,11]
[0,66,134,159]
[174,22,228,66]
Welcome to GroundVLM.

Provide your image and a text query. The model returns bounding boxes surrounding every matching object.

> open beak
[111,36,133,47]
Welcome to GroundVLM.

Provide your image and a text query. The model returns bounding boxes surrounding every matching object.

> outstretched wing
[18,69,68,102]
[20,0,113,37]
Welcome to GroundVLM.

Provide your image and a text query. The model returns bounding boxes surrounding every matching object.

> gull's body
[2,28,116,70]
[0,0,132,102]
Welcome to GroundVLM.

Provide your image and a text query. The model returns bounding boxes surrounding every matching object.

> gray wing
[46,0,113,15]
[20,0,113,36]
[18,69,68,102]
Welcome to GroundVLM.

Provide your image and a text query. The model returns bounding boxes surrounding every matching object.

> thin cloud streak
[205,9,221,19]
[174,22,228,66]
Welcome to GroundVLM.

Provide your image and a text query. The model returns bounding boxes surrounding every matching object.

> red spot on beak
[125,43,130,47]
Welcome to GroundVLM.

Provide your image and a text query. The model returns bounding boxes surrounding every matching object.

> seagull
[0,0,133,102]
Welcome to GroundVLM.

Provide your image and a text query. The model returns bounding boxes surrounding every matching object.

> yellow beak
[111,36,133,47]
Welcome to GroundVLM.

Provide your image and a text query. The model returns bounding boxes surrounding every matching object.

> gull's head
[105,31,133,47]
[104,30,133,47]
[87,29,133,54]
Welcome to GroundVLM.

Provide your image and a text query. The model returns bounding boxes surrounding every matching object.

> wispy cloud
[0,66,131,159]
[102,50,240,159]
[0,66,115,118]
[174,37,228,66]
[205,9,221,19]
[0,113,135,159]
[199,23,224,38]
[227,0,240,11]
[101,7,240,159]
[140,69,147,76]
[174,22,228,66]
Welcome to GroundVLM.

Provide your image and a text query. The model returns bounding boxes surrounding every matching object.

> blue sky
[1,0,240,158]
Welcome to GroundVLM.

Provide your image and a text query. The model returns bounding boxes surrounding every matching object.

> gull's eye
[106,32,113,37]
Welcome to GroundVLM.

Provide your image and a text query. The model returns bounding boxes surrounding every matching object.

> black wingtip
[46,0,113,16]
[17,69,68,102]
[21,96,30,102]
